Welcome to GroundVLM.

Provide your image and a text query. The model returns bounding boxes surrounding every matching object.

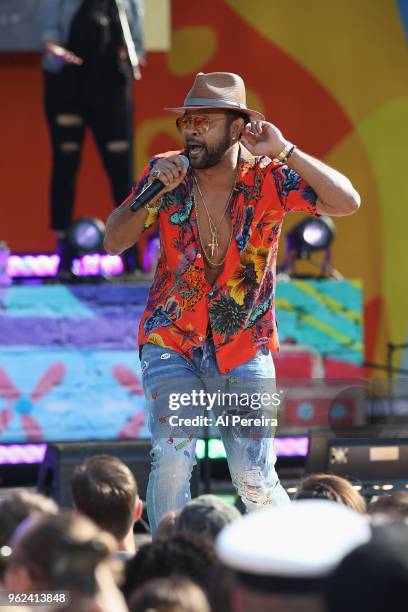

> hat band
[237,571,325,595]
[184,97,248,110]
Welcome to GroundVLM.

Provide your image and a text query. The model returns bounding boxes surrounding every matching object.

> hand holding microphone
[129,155,189,212]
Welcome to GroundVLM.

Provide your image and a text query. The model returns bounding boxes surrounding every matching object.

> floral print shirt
[123,147,318,374]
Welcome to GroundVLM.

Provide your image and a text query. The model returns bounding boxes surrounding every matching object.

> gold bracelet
[276,141,296,163]
[144,196,163,214]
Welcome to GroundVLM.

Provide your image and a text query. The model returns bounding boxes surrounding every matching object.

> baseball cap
[176,495,240,542]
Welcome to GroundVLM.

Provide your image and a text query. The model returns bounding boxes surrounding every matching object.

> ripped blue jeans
[140,339,290,532]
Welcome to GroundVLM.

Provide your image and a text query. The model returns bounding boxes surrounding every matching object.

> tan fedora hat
[164,72,264,122]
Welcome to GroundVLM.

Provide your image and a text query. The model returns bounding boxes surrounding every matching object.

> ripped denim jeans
[140,339,290,532]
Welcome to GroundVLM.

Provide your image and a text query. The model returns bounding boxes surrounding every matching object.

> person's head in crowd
[325,521,408,612]
[367,491,408,522]
[71,454,142,556]
[176,494,240,542]
[4,511,128,612]
[206,564,237,612]
[129,576,211,612]
[216,500,371,612]
[0,490,58,584]
[294,473,366,514]
[154,510,180,540]
[122,532,217,602]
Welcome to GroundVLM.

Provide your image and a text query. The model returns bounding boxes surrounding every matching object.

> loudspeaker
[37,440,152,508]
[37,440,199,508]
[306,428,408,481]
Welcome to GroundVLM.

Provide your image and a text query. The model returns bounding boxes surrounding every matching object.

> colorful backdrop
[1,0,407,369]
[0,281,362,442]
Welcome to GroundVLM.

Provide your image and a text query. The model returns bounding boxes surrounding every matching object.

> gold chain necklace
[195,191,234,268]
[193,174,236,263]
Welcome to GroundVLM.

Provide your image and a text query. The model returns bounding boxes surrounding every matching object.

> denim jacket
[40,0,144,72]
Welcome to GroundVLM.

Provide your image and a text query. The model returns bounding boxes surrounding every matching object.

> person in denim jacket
[40,0,144,277]
[40,0,144,72]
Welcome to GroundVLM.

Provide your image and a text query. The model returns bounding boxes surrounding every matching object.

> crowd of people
[0,454,407,611]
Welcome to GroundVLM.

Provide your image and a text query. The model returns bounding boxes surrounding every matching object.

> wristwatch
[277,141,296,163]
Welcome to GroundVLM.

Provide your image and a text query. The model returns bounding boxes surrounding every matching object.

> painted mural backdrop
[0,282,362,442]
[131,0,407,370]
[0,0,407,369]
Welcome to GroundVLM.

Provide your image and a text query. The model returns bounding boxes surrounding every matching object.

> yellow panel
[167,26,217,76]
[226,0,408,123]
[325,130,383,304]
[357,98,408,360]
[143,0,171,51]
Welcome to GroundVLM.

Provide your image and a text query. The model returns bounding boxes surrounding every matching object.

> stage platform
[0,279,363,444]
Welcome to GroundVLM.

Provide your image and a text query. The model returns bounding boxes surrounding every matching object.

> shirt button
[198,336,204,342]
[197,253,202,258]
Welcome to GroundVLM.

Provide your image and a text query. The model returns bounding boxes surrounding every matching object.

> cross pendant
[208,235,218,257]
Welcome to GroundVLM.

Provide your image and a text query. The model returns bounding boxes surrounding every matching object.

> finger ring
[152,169,161,179]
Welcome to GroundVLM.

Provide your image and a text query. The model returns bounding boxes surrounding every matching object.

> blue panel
[4,286,95,319]
[397,0,408,42]
[0,349,147,443]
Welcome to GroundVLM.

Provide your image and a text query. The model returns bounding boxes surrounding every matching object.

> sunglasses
[175,115,227,134]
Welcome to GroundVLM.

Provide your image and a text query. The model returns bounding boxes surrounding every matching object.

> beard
[186,128,233,169]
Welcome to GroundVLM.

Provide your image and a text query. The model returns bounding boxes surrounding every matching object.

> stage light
[67,217,105,255]
[288,216,335,257]
[280,216,340,278]
[7,254,123,278]
[195,437,309,460]
[0,443,47,465]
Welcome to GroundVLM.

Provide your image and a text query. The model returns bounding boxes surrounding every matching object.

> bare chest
[194,190,233,284]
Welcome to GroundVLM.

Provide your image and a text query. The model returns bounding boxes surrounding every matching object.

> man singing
[104,72,360,532]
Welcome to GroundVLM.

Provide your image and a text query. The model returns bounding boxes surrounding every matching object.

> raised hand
[241,121,287,158]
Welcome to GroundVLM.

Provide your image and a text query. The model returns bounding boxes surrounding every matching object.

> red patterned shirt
[122,147,318,374]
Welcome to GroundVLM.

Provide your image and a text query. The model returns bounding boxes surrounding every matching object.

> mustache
[186,141,205,147]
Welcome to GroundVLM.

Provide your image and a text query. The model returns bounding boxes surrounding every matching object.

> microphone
[129,155,190,212]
